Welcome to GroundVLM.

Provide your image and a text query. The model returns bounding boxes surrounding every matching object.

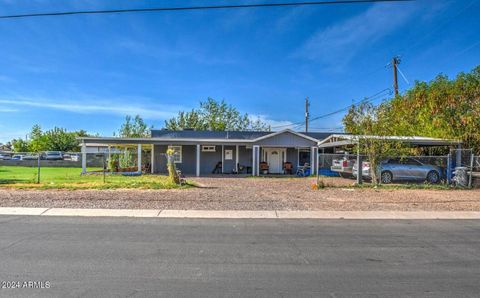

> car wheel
[381,171,393,184]
[426,171,440,184]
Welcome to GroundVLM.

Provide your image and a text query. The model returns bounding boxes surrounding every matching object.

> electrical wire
[270,88,392,130]
[0,0,414,20]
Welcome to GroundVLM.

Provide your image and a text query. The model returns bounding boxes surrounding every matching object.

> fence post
[37,153,41,184]
[469,153,474,188]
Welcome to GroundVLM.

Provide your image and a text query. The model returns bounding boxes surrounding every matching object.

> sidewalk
[1,207,480,219]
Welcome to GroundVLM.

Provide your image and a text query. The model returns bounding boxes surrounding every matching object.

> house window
[168,146,182,163]
[202,145,216,152]
[298,148,310,167]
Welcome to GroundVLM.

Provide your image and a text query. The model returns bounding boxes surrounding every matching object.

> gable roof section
[252,129,320,143]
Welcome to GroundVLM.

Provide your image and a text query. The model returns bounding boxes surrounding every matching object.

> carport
[317,134,462,184]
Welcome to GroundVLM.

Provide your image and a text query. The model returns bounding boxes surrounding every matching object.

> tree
[11,139,29,152]
[42,127,79,152]
[368,66,480,153]
[28,125,46,152]
[343,102,407,185]
[10,125,92,152]
[165,98,271,131]
[117,115,152,137]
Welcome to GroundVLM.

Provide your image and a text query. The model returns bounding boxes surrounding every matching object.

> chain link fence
[318,151,478,187]
[0,149,152,184]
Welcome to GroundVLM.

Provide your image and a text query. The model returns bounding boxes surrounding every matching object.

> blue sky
[0,0,479,143]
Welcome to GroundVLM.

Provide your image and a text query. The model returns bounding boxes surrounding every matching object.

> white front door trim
[263,148,286,174]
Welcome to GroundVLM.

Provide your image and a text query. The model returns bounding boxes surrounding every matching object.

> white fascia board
[252,129,320,143]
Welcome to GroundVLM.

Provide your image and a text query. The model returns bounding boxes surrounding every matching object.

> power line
[0,0,414,20]
[271,88,392,130]
[308,88,391,123]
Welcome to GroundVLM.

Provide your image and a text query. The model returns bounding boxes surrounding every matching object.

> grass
[0,166,191,190]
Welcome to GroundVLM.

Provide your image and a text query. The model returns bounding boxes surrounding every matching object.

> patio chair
[283,162,293,175]
[211,161,222,174]
[259,162,269,175]
[296,163,311,177]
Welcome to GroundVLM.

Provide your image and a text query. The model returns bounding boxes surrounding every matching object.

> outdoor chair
[211,161,222,174]
[283,162,293,174]
[259,162,269,174]
[296,163,311,177]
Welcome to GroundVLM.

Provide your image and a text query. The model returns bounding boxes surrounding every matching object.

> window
[298,149,311,167]
[168,146,182,163]
[202,145,216,152]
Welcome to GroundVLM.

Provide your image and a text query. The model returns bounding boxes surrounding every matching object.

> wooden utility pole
[305,97,310,133]
[392,56,400,96]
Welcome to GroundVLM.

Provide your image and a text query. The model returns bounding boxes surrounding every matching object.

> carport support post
[81,142,87,174]
[196,144,200,177]
[137,144,142,173]
[356,141,363,184]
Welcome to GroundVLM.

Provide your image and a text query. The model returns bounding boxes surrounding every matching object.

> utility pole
[392,56,400,96]
[305,97,310,133]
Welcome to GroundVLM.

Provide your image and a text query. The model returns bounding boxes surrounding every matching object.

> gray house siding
[154,144,253,175]
[150,131,322,175]
[256,131,317,147]
[200,146,222,174]
[286,148,299,173]
[153,145,167,174]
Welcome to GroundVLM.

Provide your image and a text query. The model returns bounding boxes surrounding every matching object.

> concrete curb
[1,207,480,219]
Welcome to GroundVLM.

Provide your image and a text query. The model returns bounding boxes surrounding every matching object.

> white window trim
[201,145,216,152]
[168,145,182,163]
[297,148,311,167]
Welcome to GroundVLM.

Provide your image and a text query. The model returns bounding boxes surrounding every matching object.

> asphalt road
[0,216,479,297]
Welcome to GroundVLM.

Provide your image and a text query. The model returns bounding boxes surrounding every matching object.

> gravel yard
[0,176,479,211]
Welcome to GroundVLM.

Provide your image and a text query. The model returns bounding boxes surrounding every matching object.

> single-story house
[78,129,337,176]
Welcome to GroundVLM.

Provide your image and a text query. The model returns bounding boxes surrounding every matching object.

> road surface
[0,216,479,297]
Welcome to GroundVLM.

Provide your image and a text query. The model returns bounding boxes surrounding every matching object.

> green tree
[28,125,47,152]
[165,98,271,131]
[343,102,407,185]
[42,127,79,152]
[117,115,152,137]
[11,139,29,152]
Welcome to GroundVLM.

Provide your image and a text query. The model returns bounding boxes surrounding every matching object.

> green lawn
[0,166,189,190]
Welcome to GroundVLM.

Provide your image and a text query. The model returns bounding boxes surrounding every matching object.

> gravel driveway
[0,177,479,211]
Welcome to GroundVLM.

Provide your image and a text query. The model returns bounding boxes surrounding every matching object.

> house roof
[78,129,339,145]
[318,134,462,148]
[151,129,271,140]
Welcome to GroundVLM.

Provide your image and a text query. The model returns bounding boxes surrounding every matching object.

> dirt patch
[0,177,479,211]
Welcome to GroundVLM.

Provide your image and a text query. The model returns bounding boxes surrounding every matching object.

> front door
[265,148,285,174]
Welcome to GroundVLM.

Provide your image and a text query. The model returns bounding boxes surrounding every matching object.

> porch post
[81,141,87,174]
[235,145,239,173]
[107,145,111,161]
[151,145,155,174]
[196,144,200,177]
[221,145,224,174]
[252,145,260,176]
[137,144,142,173]
[310,146,315,176]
